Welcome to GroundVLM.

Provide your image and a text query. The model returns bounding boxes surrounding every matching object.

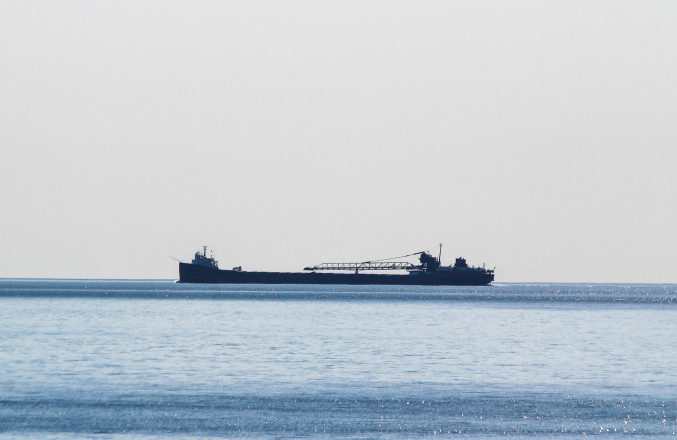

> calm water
[1,280,676,438]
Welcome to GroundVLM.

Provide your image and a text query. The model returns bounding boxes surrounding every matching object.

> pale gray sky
[1,1,676,282]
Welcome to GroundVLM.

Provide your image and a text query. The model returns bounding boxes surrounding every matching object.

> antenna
[439,243,442,265]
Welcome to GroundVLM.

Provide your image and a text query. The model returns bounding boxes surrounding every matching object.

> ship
[178,246,494,286]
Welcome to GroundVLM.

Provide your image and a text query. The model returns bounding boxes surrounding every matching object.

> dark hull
[179,263,493,286]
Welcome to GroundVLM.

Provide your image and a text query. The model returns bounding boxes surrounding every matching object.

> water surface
[1,280,675,438]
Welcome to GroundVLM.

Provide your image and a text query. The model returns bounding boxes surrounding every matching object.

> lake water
[1,280,676,438]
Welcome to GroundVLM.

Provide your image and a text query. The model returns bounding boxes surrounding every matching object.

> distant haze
[1,1,676,282]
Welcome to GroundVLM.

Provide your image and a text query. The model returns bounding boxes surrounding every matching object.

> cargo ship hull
[179,262,494,286]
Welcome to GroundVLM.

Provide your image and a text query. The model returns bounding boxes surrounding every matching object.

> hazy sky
[1,1,676,282]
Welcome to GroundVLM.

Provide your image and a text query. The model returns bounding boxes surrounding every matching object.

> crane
[304,251,440,274]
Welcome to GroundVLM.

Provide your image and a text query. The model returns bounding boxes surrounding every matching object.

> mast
[439,243,442,265]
